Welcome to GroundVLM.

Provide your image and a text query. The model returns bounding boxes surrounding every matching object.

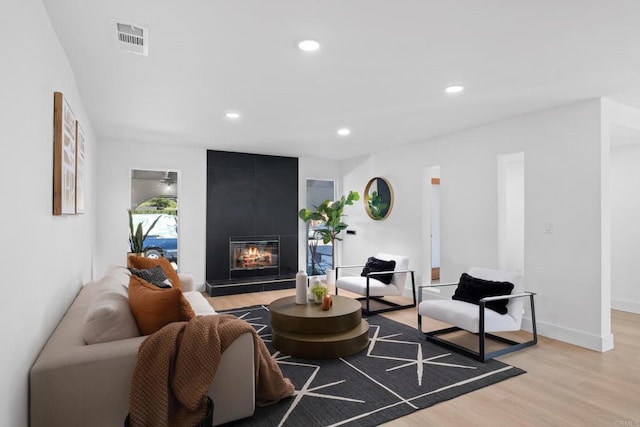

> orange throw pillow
[128,256,182,290]
[128,275,195,335]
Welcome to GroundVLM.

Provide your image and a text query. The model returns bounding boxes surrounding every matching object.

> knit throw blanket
[129,314,295,427]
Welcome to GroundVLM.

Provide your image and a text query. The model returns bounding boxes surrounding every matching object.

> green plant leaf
[310,284,328,297]
[128,209,162,253]
[298,208,312,221]
[296,190,360,268]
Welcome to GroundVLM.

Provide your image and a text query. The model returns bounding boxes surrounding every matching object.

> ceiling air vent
[115,21,148,56]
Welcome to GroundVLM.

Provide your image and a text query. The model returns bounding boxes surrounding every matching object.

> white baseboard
[522,318,613,352]
[611,298,640,314]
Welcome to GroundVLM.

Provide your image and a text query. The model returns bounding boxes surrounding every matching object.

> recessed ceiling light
[298,40,320,52]
[445,85,464,94]
[225,112,240,119]
[337,128,351,136]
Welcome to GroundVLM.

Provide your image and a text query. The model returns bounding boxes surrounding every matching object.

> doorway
[497,152,524,274]
[431,177,441,280]
[422,166,441,283]
[130,169,179,269]
[610,125,640,315]
[305,179,335,276]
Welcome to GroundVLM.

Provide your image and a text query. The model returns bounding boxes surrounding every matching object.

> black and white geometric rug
[222,305,525,427]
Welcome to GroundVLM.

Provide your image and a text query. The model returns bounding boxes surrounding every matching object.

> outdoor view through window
[130,169,179,270]
[305,179,334,276]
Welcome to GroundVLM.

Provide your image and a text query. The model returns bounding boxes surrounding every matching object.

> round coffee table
[269,295,369,359]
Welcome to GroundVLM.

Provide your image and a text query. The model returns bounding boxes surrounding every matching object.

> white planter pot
[326,269,336,286]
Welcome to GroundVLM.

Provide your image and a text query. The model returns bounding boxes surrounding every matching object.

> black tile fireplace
[205,150,298,296]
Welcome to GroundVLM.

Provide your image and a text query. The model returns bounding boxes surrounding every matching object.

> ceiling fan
[159,172,177,187]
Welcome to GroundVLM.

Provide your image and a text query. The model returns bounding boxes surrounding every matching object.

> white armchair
[417,267,537,361]
[335,253,416,314]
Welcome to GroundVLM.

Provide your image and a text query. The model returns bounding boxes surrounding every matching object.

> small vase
[321,294,332,311]
[295,271,308,304]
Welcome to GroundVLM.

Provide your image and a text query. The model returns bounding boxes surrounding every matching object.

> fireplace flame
[236,245,273,268]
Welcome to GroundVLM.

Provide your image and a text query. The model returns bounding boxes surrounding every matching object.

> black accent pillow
[129,265,172,289]
[361,257,396,285]
[452,273,514,314]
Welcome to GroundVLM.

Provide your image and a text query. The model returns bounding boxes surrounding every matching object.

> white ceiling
[41,0,640,160]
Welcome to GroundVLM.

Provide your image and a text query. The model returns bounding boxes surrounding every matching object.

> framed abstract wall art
[53,92,77,215]
[75,122,86,214]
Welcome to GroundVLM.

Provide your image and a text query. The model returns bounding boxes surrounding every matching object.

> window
[305,179,335,275]
[131,169,179,269]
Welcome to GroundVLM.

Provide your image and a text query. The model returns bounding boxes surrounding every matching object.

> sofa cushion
[182,291,217,316]
[128,256,182,290]
[103,264,133,287]
[129,265,172,288]
[336,275,403,297]
[78,268,131,305]
[419,299,520,333]
[82,286,140,344]
[452,273,514,314]
[128,275,195,335]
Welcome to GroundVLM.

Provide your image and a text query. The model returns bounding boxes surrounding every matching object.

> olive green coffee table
[269,295,369,359]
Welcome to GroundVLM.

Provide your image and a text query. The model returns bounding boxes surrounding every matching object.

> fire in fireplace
[229,236,279,278]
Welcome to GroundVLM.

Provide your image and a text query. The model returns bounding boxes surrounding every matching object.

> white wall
[96,141,207,284]
[498,152,525,274]
[341,99,611,352]
[341,154,422,272]
[96,144,337,287]
[0,1,96,425]
[610,143,640,313]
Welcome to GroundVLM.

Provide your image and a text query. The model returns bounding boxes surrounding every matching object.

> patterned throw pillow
[129,265,171,288]
[128,256,182,290]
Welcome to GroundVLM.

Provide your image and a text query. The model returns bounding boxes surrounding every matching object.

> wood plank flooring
[205,289,640,426]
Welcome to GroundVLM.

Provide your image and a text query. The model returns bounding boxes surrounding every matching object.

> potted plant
[298,190,360,282]
[310,282,329,303]
[128,209,161,259]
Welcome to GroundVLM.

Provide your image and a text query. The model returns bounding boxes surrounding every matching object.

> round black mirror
[364,177,394,220]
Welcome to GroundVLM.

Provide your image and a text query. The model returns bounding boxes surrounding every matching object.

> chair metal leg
[366,277,371,314]
[529,294,538,345]
[479,301,486,360]
[335,267,417,315]
[360,271,417,315]
[410,271,417,306]
[422,293,538,362]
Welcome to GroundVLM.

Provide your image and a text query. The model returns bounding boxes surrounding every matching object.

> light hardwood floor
[205,289,640,426]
